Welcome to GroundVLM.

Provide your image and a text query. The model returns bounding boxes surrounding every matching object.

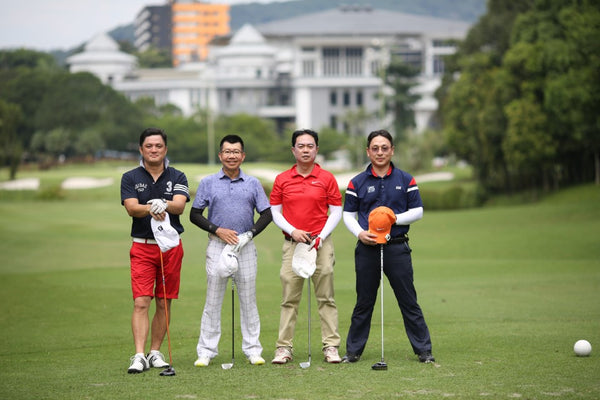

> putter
[158,251,176,376]
[299,278,312,369]
[221,279,235,370]
[371,244,388,371]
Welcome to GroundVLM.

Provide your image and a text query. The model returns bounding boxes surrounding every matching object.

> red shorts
[130,241,183,300]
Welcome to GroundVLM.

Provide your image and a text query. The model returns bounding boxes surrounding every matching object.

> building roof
[255,5,471,38]
[216,23,276,57]
[67,33,136,65]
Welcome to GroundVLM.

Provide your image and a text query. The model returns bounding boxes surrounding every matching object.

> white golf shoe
[147,351,170,368]
[127,354,149,374]
[271,347,292,364]
[324,346,341,363]
[248,355,265,365]
[194,355,211,367]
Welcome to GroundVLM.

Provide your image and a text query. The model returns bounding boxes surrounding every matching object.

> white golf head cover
[150,214,180,253]
[292,242,317,279]
[217,244,239,278]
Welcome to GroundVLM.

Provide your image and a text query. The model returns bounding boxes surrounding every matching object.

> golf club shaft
[160,252,174,366]
[307,277,311,362]
[380,244,384,363]
[231,278,235,365]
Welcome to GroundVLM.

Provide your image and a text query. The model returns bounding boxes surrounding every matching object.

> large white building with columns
[69,6,471,135]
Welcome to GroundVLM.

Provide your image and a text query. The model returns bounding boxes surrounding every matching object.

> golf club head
[221,363,234,370]
[371,361,388,371]
[299,361,311,369]
[159,367,176,376]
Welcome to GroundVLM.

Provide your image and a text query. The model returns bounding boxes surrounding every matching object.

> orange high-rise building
[171,1,230,66]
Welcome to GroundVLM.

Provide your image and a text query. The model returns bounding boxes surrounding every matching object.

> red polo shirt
[270,163,342,236]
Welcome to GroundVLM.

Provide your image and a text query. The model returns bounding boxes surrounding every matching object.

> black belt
[387,234,408,244]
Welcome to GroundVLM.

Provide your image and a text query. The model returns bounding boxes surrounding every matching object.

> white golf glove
[232,231,253,253]
[310,236,323,250]
[216,244,239,278]
[147,198,167,214]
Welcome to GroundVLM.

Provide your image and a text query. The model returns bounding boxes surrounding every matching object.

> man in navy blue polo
[120,127,190,373]
[341,129,434,364]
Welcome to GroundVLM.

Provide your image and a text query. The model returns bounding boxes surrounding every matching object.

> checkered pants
[196,237,262,359]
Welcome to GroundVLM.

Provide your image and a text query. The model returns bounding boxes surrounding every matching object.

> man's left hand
[311,236,322,251]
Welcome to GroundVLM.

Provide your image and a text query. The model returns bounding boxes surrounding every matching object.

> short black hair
[220,134,244,151]
[367,129,394,148]
[139,127,167,146]
[291,129,319,147]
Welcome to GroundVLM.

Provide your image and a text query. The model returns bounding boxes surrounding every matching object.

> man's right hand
[147,198,167,214]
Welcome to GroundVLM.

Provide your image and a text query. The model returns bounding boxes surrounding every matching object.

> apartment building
[171,0,230,66]
[134,5,172,53]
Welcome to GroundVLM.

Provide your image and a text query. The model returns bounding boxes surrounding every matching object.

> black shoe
[418,351,435,363]
[341,353,360,363]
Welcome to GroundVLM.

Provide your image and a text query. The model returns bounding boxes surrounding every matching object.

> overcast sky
[0,0,280,51]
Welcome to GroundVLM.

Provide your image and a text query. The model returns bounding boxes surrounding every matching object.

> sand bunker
[61,177,114,189]
[0,178,40,190]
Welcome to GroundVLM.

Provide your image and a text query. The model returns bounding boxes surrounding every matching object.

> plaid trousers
[196,237,262,359]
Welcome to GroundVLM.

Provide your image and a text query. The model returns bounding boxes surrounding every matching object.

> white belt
[132,237,157,244]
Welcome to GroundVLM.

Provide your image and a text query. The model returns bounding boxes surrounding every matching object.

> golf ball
[573,340,592,357]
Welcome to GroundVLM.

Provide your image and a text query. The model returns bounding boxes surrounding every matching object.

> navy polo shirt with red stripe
[343,162,423,237]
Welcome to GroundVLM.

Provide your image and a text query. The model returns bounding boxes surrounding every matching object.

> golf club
[372,244,388,371]
[299,277,312,369]
[221,278,235,370]
[159,251,176,376]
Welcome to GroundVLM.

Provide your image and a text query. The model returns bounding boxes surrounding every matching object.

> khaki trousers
[276,236,341,350]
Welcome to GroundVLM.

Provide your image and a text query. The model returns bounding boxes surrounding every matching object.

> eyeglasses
[221,149,243,156]
[369,146,392,153]
[295,143,316,150]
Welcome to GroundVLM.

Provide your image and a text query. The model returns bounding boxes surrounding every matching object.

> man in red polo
[269,129,343,364]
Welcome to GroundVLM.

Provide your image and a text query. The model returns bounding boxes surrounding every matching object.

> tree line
[2,0,598,197]
[438,0,599,194]
[0,50,347,179]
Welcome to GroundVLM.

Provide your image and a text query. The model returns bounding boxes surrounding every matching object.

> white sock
[150,350,160,355]
[135,352,145,358]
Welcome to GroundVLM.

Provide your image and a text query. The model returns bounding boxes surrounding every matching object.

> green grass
[0,164,599,399]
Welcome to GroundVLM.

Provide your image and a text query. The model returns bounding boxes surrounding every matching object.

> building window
[330,90,337,106]
[396,50,422,72]
[370,60,381,77]
[356,90,363,106]
[345,47,363,76]
[433,55,445,74]
[343,91,350,106]
[323,47,340,76]
[330,115,337,130]
[303,60,315,77]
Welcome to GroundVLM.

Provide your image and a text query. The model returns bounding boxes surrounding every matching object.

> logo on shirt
[135,183,148,192]
[163,181,173,197]
[368,186,375,193]
[396,186,402,190]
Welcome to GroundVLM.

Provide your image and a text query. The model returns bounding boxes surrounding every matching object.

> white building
[69,6,471,134]
[66,33,137,85]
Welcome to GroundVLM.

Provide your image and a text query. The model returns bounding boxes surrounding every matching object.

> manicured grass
[0,164,599,399]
